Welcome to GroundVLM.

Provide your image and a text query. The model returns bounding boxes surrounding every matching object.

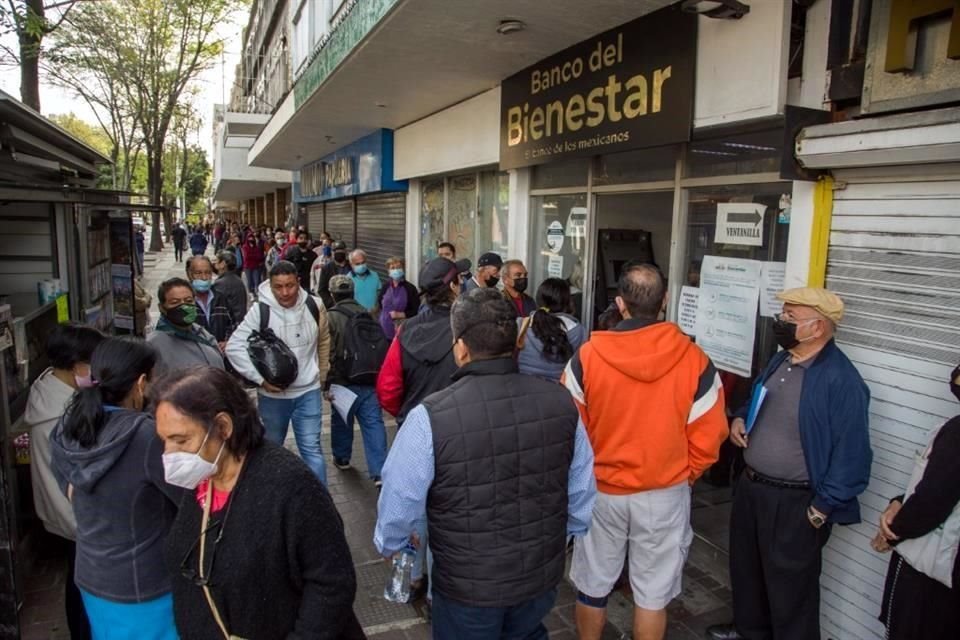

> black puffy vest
[422,357,577,607]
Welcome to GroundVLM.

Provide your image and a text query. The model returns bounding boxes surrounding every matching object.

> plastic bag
[247,327,299,389]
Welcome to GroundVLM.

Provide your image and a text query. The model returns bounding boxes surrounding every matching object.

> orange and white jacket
[562,319,727,495]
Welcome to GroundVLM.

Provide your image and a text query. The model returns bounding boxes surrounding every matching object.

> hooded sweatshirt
[562,318,728,494]
[49,409,181,602]
[225,279,331,398]
[23,368,77,540]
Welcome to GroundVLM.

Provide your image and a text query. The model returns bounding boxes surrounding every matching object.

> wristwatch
[807,506,827,528]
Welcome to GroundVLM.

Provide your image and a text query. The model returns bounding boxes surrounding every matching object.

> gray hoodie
[23,368,77,540]
[50,408,182,602]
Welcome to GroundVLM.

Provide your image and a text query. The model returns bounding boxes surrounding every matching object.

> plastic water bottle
[383,543,416,603]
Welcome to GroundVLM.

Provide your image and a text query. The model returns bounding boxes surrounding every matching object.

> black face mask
[512,277,528,294]
[485,276,500,288]
[950,363,960,403]
[334,251,347,263]
[298,241,308,248]
[164,303,198,327]
[772,318,800,350]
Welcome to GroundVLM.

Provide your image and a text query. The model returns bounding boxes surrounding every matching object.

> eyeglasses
[179,494,234,587]
[774,312,819,326]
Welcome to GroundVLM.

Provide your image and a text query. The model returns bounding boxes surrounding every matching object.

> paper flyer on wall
[677,286,699,336]
[759,262,786,317]
[693,256,761,378]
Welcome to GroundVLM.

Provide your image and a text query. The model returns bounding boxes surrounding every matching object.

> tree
[0,1,85,111]
[50,0,238,250]
[47,112,114,187]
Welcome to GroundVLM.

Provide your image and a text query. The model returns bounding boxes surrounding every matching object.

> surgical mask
[950,363,960,403]
[389,268,404,281]
[772,317,816,350]
[354,264,368,275]
[485,275,500,288]
[512,277,528,294]
[276,237,286,246]
[162,430,225,490]
[165,303,198,326]
[192,279,212,293]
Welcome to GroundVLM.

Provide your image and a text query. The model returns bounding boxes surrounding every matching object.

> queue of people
[24,227,960,640]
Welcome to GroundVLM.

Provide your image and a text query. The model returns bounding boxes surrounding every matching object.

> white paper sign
[759,262,787,317]
[546,221,565,252]
[715,203,766,246]
[547,254,564,279]
[329,384,358,424]
[678,287,699,336]
[694,256,762,377]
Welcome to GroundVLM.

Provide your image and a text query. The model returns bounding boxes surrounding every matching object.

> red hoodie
[562,319,727,494]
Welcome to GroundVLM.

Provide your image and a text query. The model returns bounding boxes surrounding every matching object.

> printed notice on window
[678,286,699,336]
[694,256,761,377]
[759,262,786,317]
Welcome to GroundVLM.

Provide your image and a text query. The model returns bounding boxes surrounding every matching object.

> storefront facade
[295,129,408,276]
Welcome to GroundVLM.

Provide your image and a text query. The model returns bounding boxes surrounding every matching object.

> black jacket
[166,442,365,640]
[212,270,248,336]
[397,305,457,423]
[422,357,578,607]
[316,260,352,308]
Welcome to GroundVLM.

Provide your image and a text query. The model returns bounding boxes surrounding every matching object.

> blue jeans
[244,268,261,293]
[258,389,327,485]
[330,385,388,478]
[431,588,556,640]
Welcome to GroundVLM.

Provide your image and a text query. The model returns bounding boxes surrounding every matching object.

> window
[419,179,444,264]
[529,194,588,319]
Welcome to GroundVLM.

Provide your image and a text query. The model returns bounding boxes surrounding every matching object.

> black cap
[477,252,503,268]
[333,241,347,251]
[419,257,472,293]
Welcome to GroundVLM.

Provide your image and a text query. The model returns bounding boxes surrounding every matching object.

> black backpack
[330,306,389,385]
[246,297,322,389]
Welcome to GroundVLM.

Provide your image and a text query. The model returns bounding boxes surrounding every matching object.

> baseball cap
[477,252,503,269]
[776,287,844,324]
[419,257,472,293]
[329,275,354,294]
[332,241,347,251]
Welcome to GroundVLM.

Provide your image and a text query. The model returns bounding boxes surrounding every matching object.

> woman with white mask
[50,337,181,639]
[153,366,365,640]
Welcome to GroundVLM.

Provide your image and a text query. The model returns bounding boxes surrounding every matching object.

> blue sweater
[736,339,872,524]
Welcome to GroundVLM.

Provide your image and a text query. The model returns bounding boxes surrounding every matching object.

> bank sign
[294,129,407,203]
[499,7,696,170]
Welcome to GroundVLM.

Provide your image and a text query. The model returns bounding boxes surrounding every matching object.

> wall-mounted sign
[715,203,766,246]
[294,129,407,203]
[694,256,761,378]
[499,6,696,170]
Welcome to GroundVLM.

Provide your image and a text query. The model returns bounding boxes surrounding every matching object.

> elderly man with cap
[707,287,872,640]
[461,252,503,295]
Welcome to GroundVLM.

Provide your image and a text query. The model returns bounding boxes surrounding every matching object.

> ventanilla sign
[499,7,696,170]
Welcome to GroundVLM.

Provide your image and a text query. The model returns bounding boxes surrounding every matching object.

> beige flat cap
[776,287,844,324]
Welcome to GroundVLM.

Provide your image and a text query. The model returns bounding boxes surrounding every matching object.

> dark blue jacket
[188,232,207,255]
[736,340,871,524]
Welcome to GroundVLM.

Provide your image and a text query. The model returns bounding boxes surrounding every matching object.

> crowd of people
[18,221,960,640]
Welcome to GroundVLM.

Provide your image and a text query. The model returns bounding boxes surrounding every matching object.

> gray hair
[349,249,366,261]
[450,289,518,359]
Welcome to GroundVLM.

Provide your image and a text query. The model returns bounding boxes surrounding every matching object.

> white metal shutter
[820,164,960,640]
[306,203,323,237]
[355,193,406,278]
[324,199,355,248]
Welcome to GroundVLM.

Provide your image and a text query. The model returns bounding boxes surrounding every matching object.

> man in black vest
[374,288,597,639]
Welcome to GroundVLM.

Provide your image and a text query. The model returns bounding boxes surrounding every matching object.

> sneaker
[334,458,351,470]
[373,477,383,489]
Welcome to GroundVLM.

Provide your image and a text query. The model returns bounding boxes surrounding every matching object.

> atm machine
[594,228,656,322]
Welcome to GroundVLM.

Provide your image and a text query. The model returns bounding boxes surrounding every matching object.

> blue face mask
[353,264,368,275]
[192,279,212,293]
[389,268,404,281]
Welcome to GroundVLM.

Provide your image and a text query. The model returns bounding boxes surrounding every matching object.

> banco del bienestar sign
[499,7,696,170]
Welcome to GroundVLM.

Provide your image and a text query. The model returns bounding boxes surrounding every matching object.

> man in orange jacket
[563,261,728,640]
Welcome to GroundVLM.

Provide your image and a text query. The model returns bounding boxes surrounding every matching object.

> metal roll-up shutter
[356,193,406,278]
[819,165,960,640]
[306,203,324,237]
[324,199,355,248]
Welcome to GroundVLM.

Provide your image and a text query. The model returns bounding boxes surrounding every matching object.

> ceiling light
[375,102,387,108]
[680,0,750,19]
[496,19,526,35]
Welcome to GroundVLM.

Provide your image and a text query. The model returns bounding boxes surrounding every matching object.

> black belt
[745,466,811,490]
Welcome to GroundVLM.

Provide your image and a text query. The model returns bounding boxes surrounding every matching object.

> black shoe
[334,458,351,470]
[706,624,744,640]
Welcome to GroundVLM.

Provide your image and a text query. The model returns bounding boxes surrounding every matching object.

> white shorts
[570,482,693,610]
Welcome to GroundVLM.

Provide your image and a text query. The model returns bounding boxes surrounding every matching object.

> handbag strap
[200,484,231,640]
[517,314,533,350]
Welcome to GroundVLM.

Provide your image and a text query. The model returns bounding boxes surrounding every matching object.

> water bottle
[383,543,416,603]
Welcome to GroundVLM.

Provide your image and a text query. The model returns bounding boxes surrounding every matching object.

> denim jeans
[258,388,327,485]
[244,268,262,294]
[330,385,388,479]
[431,587,556,640]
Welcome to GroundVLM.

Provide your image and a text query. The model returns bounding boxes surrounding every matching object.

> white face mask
[162,430,225,490]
